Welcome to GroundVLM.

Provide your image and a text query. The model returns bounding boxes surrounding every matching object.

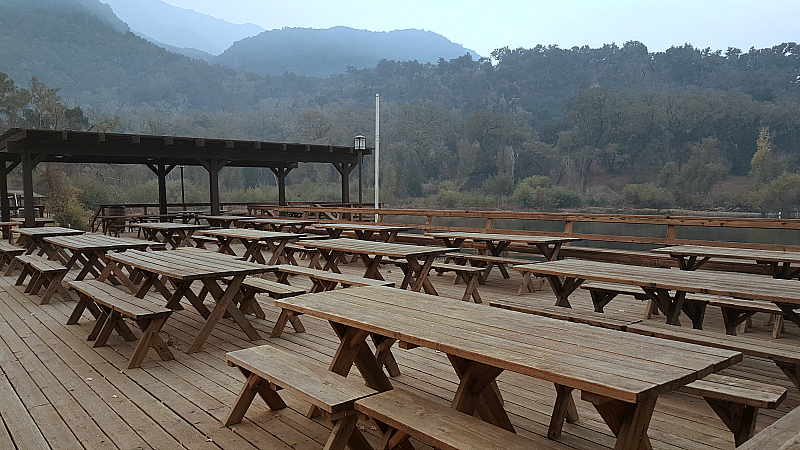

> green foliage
[623,184,675,209]
[749,127,786,185]
[745,173,800,212]
[660,138,731,206]
[511,176,583,210]
[37,166,93,230]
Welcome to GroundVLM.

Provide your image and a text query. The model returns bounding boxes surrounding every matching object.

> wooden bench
[225,344,377,450]
[274,264,395,292]
[66,280,174,369]
[488,300,638,331]
[0,241,24,271]
[14,255,71,304]
[680,373,787,446]
[237,276,307,337]
[354,388,567,450]
[430,262,484,303]
[738,404,800,450]
[581,281,796,336]
[627,322,800,391]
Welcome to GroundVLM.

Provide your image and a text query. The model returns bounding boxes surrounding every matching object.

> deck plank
[0,235,797,450]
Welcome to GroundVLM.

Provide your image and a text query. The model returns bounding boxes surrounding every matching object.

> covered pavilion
[0,128,371,227]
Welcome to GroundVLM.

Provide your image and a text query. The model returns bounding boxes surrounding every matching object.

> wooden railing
[256,206,800,253]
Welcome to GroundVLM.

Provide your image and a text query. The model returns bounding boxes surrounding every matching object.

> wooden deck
[0,235,797,449]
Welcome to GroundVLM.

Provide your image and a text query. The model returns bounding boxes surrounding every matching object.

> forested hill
[0,0,276,109]
[215,27,476,77]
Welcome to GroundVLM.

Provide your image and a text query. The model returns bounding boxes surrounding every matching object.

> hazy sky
[159,0,798,57]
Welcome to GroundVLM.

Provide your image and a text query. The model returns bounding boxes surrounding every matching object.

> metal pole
[374,94,380,222]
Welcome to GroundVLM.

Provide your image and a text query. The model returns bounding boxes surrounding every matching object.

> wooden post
[333,163,356,204]
[22,152,36,227]
[146,164,176,217]
[269,167,293,207]
[0,157,14,222]
[209,161,221,216]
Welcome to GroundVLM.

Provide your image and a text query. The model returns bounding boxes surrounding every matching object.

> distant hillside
[0,0,281,109]
[102,0,263,55]
[215,26,478,77]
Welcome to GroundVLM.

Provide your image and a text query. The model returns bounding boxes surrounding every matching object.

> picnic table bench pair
[261,286,741,450]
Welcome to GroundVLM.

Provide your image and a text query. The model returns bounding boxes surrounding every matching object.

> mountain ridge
[215,26,478,77]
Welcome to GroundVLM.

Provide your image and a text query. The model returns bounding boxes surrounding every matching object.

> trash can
[106,205,127,236]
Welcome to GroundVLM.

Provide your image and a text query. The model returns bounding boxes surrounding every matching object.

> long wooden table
[98,248,275,352]
[516,259,800,329]
[133,222,207,249]
[16,226,85,255]
[43,234,151,281]
[238,217,316,233]
[312,223,412,242]
[275,286,742,450]
[198,215,256,228]
[428,231,579,285]
[653,244,800,278]
[198,228,302,265]
[299,238,455,294]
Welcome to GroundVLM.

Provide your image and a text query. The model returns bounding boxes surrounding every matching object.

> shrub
[511,176,582,209]
[623,183,675,209]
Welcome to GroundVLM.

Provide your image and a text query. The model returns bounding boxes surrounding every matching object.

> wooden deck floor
[0,237,798,449]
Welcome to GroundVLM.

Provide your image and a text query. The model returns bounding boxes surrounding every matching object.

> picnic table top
[197,215,257,221]
[427,230,580,244]
[517,259,800,305]
[43,234,150,251]
[198,228,302,240]
[299,237,455,258]
[106,248,274,280]
[132,222,208,230]
[275,286,741,403]
[16,226,85,237]
[652,244,800,264]
[312,223,412,232]
[238,218,317,225]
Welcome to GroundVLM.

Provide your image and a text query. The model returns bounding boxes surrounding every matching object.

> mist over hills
[215,27,477,77]
[101,0,263,56]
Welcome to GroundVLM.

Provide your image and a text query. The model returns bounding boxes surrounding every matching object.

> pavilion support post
[146,163,177,217]
[0,157,18,222]
[21,152,43,228]
[333,162,356,204]
[199,159,227,215]
[358,151,363,209]
[269,167,293,207]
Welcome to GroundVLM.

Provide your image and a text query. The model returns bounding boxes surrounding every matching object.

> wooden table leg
[545,275,584,308]
[189,275,255,353]
[329,322,393,392]
[447,355,513,432]
[407,256,437,294]
[582,392,656,450]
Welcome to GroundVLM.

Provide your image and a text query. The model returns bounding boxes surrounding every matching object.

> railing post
[486,218,494,232]
[667,224,676,242]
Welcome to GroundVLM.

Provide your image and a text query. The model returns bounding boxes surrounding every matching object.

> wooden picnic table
[238,217,316,233]
[198,228,302,265]
[43,234,151,281]
[275,286,742,450]
[99,248,276,352]
[299,238,455,294]
[16,226,85,256]
[1,218,53,241]
[133,222,207,249]
[197,215,256,228]
[427,230,580,277]
[516,259,800,330]
[653,244,800,278]
[311,223,412,242]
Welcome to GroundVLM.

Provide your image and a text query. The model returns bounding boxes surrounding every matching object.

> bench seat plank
[67,280,174,369]
[489,300,637,331]
[355,388,566,450]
